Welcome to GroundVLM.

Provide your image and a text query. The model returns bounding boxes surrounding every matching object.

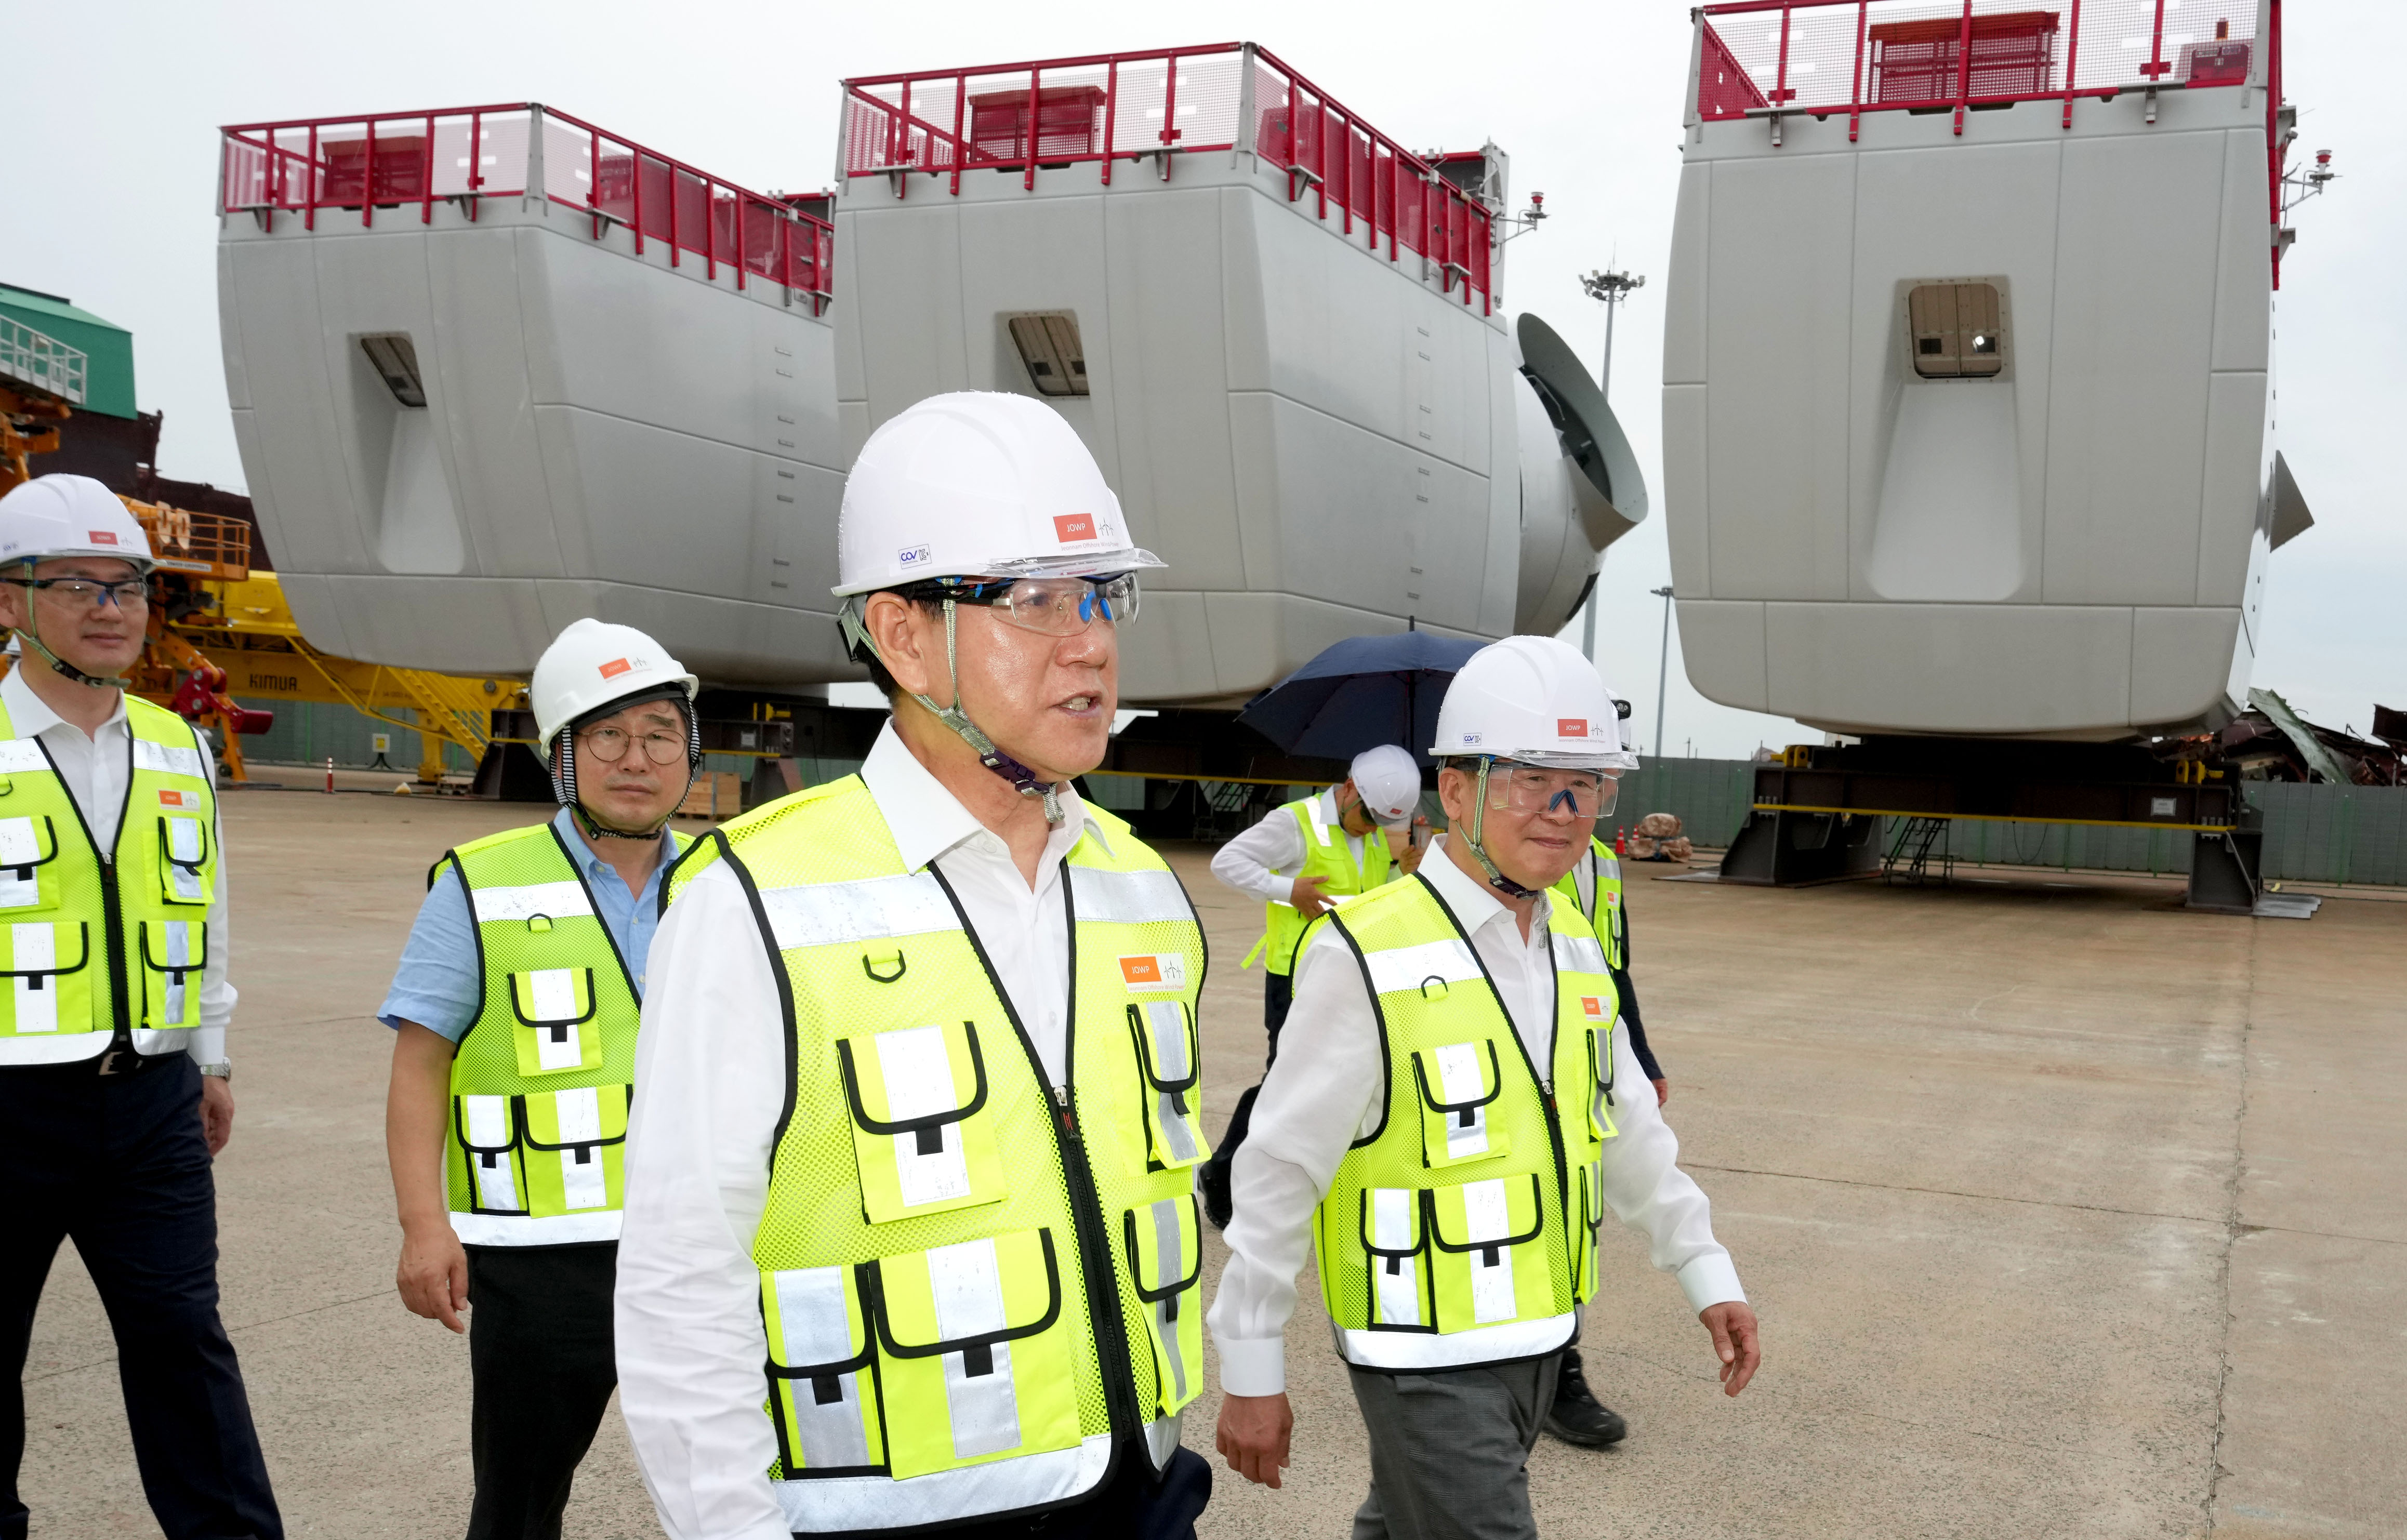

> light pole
[1577,268,1644,663]
[1649,585,1674,761]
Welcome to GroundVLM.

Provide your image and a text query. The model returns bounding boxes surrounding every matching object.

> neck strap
[841,599,1065,825]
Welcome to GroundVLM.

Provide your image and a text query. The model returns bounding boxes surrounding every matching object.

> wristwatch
[197,1062,233,1079]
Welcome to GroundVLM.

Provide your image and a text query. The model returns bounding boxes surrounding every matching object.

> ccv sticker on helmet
[897,543,931,568]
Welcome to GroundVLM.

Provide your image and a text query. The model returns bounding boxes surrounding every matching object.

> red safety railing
[218,104,834,307]
[838,42,1499,312]
[1693,1,2290,280]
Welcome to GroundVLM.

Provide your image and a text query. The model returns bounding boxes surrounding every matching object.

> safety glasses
[1485,765,1619,819]
[935,573,1140,636]
[5,576,153,612]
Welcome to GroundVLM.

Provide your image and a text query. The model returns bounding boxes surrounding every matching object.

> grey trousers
[1347,1353,1562,1540]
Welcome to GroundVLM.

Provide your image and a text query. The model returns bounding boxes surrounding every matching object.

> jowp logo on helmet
[88,530,119,546]
[1557,718,1592,738]
[1052,513,1097,544]
[599,657,637,680]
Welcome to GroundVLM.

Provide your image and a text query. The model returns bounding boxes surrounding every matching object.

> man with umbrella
[1199,745,1423,1230]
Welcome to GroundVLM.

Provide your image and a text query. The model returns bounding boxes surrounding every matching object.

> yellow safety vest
[666,776,1210,1533]
[438,820,689,1245]
[1311,874,1622,1371]
[1248,793,1394,976]
[1551,838,1625,970]
[0,695,220,1067]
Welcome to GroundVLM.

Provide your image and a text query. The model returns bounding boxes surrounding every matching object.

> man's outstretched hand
[1700,1302,1762,1396]
[1216,1391,1293,1488]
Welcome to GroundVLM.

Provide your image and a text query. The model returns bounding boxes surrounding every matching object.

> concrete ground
[16,784,2403,1538]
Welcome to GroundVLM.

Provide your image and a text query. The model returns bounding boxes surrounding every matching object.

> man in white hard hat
[618,392,1214,1538]
[0,475,283,1539]
[1208,634,1761,1540]
[378,617,699,1539]
[1199,744,1425,1229]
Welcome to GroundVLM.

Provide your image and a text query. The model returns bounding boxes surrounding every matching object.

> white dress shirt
[1208,787,1369,905]
[0,666,235,1066]
[616,722,1106,1540]
[1204,834,1743,1397]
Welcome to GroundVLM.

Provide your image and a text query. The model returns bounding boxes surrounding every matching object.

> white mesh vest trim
[771,1433,1114,1534]
[1551,933,1609,975]
[756,871,956,950]
[1066,866,1190,926]
[1334,1311,1579,1371]
[1361,937,1484,996]
[469,881,595,924]
[131,738,209,780]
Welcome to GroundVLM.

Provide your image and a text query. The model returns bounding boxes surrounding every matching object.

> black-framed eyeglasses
[907,573,1141,636]
[578,725,687,766]
[4,576,153,612]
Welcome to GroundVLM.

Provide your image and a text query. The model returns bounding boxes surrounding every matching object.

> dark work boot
[1544,1349,1629,1447]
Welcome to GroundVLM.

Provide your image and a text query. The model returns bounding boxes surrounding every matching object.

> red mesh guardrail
[219,105,834,306]
[839,43,1499,313]
[1693,2,2289,280]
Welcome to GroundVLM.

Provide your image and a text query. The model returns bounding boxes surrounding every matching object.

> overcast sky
[9,2,2394,756]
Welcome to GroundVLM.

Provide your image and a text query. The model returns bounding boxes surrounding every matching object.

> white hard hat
[1429,635,1639,771]
[531,618,699,753]
[0,475,156,573]
[1348,745,1422,826]
[833,392,1163,595]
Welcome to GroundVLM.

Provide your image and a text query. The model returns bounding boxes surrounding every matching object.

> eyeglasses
[933,573,1140,636]
[579,725,687,766]
[5,576,153,611]
[1486,765,1618,819]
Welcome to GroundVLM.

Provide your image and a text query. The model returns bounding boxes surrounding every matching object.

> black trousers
[1198,971,1295,1193]
[933,1443,1211,1538]
[462,1242,619,1540]
[0,1054,282,1540]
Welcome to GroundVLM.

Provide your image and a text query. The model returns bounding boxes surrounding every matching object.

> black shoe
[1199,1160,1232,1231]
[1544,1349,1629,1447]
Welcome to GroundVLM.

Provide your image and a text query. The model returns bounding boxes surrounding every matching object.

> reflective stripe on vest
[1551,839,1624,970]
[441,821,683,1245]
[669,775,1207,1532]
[1251,794,1394,976]
[0,697,221,1066]
[1312,874,1622,1373]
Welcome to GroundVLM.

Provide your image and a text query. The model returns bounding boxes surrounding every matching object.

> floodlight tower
[1576,267,1644,662]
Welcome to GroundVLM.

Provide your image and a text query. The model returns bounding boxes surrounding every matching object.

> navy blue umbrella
[1235,631,1485,766]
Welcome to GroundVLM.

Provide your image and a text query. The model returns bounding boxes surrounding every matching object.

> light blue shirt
[377,809,677,1043]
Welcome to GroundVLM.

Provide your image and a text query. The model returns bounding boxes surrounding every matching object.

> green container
[0,284,135,420]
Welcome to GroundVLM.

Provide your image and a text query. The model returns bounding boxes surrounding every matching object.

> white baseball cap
[1348,745,1422,827]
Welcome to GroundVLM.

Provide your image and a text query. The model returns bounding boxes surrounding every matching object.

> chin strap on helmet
[10,559,136,691]
[842,598,1066,825]
[1462,758,1544,900]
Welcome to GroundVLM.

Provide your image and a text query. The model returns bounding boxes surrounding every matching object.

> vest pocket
[1426,1174,1549,1333]
[453,1094,527,1215]
[1571,1159,1606,1305]
[763,1263,880,1477]
[1354,1185,1433,1331]
[508,968,603,1078]
[838,1020,1007,1224]
[137,920,208,1030]
[0,920,91,1036]
[1412,1039,1512,1167]
[1122,1196,1205,1417]
[519,1084,631,1215]
[0,816,63,912]
[155,815,214,906]
[1585,1025,1620,1144]
[866,1228,1079,1479]
[1126,1000,1209,1172]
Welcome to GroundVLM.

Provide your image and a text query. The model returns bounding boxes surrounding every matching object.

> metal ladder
[1884,816,1954,886]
